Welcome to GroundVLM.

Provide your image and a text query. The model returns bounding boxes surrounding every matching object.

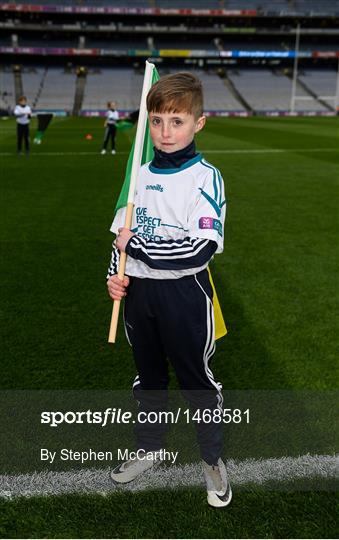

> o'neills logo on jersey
[146,184,164,192]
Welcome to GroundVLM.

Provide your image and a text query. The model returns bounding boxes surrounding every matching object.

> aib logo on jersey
[201,217,213,228]
[199,217,222,236]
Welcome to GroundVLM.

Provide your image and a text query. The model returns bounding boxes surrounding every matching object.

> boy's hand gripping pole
[108,61,155,343]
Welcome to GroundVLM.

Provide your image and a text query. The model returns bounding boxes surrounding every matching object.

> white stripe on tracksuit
[123,304,132,347]
[194,275,224,411]
[132,375,140,389]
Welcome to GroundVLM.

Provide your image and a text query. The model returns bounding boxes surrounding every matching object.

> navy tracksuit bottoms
[102,124,116,150]
[124,269,224,465]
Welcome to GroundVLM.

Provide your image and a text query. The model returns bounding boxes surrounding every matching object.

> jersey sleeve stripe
[201,159,220,203]
[131,237,195,249]
[127,237,210,260]
[125,236,217,271]
[106,244,120,278]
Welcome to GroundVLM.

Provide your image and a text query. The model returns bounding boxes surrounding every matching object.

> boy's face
[149,110,205,153]
[19,98,27,106]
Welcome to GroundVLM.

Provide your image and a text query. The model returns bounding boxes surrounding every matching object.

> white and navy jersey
[106,109,119,125]
[109,154,226,280]
[14,105,32,125]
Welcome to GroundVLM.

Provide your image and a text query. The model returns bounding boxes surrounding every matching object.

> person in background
[14,95,32,155]
[101,101,119,155]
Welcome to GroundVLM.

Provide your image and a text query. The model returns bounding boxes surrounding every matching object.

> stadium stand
[0,35,12,47]
[154,38,218,51]
[81,67,246,112]
[195,70,245,111]
[3,65,336,113]
[21,67,46,107]
[224,0,290,9]
[227,69,328,112]
[7,0,160,5]
[150,0,221,7]
[88,38,149,50]
[6,0,339,13]
[298,69,338,108]
[82,68,144,111]
[295,0,339,13]
[1,1,337,115]
[0,66,15,111]
[35,67,75,111]
[20,37,78,48]
[217,38,338,53]
[3,32,336,54]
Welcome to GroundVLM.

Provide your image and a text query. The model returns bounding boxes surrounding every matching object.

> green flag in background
[114,67,160,214]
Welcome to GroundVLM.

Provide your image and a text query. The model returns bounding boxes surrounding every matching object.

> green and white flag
[108,61,159,342]
[114,66,160,215]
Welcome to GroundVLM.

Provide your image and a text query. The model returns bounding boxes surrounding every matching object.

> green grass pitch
[0,115,338,538]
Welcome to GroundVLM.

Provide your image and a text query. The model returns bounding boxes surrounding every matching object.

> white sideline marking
[0,454,336,499]
[0,148,337,157]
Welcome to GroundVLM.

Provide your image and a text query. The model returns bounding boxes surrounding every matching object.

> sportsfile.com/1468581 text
[41,408,250,427]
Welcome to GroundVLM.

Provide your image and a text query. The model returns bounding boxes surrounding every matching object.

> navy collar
[151,140,197,169]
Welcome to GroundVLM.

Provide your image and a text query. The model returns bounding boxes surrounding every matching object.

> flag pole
[290,23,300,113]
[108,60,155,343]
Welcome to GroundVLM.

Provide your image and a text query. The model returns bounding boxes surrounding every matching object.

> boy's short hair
[147,72,203,119]
[18,95,27,102]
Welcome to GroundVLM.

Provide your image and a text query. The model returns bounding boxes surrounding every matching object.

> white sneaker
[110,451,161,484]
[101,149,106,155]
[111,149,116,155]
[203,458,232,508]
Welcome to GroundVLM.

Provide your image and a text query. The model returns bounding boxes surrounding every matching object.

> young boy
[107,72,231,508]
[101,101,119,155]
[14,95,32,155]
